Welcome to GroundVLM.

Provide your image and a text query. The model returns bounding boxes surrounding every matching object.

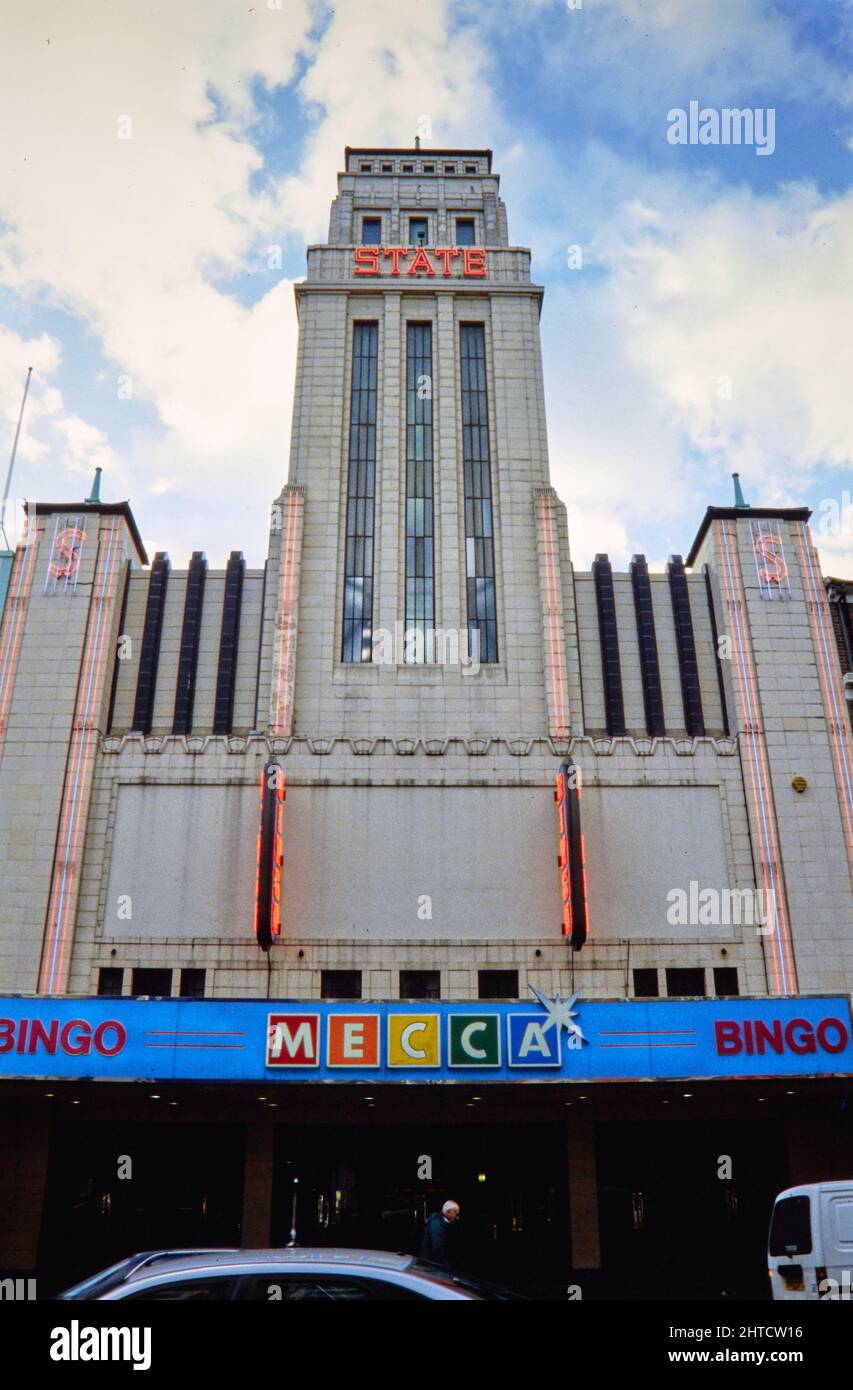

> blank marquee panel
[105,784,258,940]
[582,784,734,942]
[102,782,731,942]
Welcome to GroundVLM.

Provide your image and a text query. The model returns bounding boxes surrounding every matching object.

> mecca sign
[0,993,850,1086]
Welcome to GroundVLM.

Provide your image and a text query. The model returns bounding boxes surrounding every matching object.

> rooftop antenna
[414,134,421,150]
[85,465,102,504]
[732,472,749,509]
[1,366,33,549]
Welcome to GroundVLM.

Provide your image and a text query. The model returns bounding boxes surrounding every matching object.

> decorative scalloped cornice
[100,732,740,757]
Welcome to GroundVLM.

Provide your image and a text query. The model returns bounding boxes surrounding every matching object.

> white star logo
[529,984,586,1044]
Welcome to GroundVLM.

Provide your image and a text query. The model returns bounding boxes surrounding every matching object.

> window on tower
[460,323,498,663]
[405,322,435,662]
[408,217,429,247]
[361,217,382,244]
[455,218,476,246]
[341,322,379,663]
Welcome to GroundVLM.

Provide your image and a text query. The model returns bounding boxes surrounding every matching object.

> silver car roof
[123,1248,416,1282]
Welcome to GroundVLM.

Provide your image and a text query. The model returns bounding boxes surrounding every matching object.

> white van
[769,1181,853,1299]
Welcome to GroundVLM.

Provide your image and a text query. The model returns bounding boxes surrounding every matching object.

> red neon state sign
[353,246,487,277]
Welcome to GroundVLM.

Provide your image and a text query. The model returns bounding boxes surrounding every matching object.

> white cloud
[0,0,498,564]
[271,0,495,243]
[533,148,853,574]
[0,0,315,561]
[601,183,853,493]
[538,0,853,124]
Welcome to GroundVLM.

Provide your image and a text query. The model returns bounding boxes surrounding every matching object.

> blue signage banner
[0,993,851,1084]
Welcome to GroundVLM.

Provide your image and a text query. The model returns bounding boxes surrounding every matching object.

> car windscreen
[769,1195,812,1256]
[410,1260,527,1300]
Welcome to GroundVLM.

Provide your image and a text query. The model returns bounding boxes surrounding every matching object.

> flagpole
[1,366,33,549]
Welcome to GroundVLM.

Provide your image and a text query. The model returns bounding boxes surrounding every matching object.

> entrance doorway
[270,1122,569,1294]
[39,1120,245,1291]
[596,1117,787,1299]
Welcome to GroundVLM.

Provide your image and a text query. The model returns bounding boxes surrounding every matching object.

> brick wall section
[0,1103,51,1269]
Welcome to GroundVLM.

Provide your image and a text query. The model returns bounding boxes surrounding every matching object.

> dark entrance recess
[595,1118,787,1299]
[38,1122,245,1292]
[271,1122,570,1296]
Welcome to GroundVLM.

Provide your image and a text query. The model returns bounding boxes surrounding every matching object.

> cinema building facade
[1,147,852,1298]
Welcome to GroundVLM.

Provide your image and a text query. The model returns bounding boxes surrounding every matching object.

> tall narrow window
[342,322,378,662]
[405,323,435,662]
[408,217,429,246]
[460,323,498,663]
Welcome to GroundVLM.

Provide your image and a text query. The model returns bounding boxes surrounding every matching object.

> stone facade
[0,145,851,1012]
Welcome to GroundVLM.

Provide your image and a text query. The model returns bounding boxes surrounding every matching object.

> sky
[0,0,851,575]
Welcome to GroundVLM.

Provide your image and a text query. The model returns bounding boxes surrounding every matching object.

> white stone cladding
[694,513,853,991]
[0,146,850,1008]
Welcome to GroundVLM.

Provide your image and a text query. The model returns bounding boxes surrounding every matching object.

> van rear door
[769,1191,817,1299]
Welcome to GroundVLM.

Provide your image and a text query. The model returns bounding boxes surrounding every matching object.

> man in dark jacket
[419,1200,460,1269]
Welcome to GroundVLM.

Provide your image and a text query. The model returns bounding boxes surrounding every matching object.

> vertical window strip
[132,551,170,734]
[704,565,731,736]
[629,554,665,737]
[106,559,131,734]
[405,323,435,662]
[668,554,705,736]
[460,323,498,663]
[172,551,207,735]
[213,550,245,735]
[592,553,626,736]
[827,582,853,675]
[342,322,378,663]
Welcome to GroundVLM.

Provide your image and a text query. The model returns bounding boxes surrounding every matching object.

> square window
[131,967,172,996]
[321,970,362,1000]
[665,967,706,998]
[180,968,206,998]
[408,217,429,247]
[478,970,518,1000]
[713,967,739,997]
[402,163,414,173]
[465,164,477,174]
[422,163,435,173]
[361,217,382,245]
[443,163,456,174]
[359,162,372,172]
[632,968,659,998]
[456,219,476,246]
[381,163,392,172]
[399,970,440,1000]
[97,967,123,997]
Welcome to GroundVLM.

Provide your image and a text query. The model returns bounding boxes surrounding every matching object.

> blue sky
[0,0,851,574]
